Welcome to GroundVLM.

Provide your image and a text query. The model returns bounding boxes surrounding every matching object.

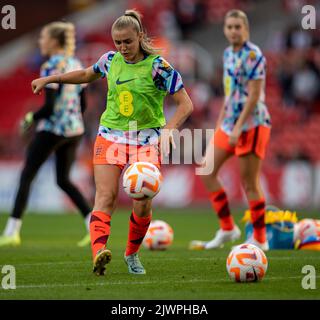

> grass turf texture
[0,208,319,300]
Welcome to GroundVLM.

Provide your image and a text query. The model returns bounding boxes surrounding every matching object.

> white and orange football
[226,243,268,282]
[123,162,162,200]
[143,220,174,250]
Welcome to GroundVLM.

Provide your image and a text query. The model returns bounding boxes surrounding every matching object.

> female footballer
[0,22,92,248]
[31,10,193,275]
[193,9,271,251]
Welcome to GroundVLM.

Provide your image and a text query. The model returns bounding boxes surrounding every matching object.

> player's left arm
[153,56,193,155]
[165,88,193,130]
[161,88,193,156]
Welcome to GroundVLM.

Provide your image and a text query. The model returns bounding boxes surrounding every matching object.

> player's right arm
[31,66,100,95]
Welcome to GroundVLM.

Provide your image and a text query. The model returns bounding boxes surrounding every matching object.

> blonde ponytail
[64,22,76,57]
[112,9,160,56]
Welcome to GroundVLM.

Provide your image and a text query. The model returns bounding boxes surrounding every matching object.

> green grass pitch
[0,208,319,300]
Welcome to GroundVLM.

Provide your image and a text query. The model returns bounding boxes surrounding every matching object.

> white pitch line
[4,255,320,268]
[3,261,88,267]
[8,257,180,267]
[192,256,320,261]
[1,275,320,290]
[8,279,215,289]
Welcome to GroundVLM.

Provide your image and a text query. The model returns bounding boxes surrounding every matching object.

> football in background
[143,220,174,250]
[294,219,320,243]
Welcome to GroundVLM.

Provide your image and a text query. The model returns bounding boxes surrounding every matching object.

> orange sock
[125,211,151,256]
[209,189,234,231]
[89,211,111,260]
[249,199,266,243]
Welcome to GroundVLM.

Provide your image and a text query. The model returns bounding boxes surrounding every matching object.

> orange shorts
[93,135,161,170]
[212,126,271,159]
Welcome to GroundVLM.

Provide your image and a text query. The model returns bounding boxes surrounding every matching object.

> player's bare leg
[91,164,121,275]
[239,153,268,251]
[191,143,240,250]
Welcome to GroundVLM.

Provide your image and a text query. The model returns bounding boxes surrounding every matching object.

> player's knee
[241,179,259,194]
[201,169,219,188]
[95,191,117,212]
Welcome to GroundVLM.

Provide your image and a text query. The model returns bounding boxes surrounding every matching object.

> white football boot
[124,252,146,275]
[244,237,269,251]
[190,225,241,250]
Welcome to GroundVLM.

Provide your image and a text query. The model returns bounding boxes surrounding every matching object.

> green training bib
[100,52,167,130]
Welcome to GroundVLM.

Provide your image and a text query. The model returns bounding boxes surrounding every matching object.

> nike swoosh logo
[116,78,136,85]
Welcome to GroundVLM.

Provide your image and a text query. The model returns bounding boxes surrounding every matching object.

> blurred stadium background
[0,0,319,214]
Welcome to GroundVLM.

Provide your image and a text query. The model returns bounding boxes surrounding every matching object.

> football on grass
[226,243,268,282]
